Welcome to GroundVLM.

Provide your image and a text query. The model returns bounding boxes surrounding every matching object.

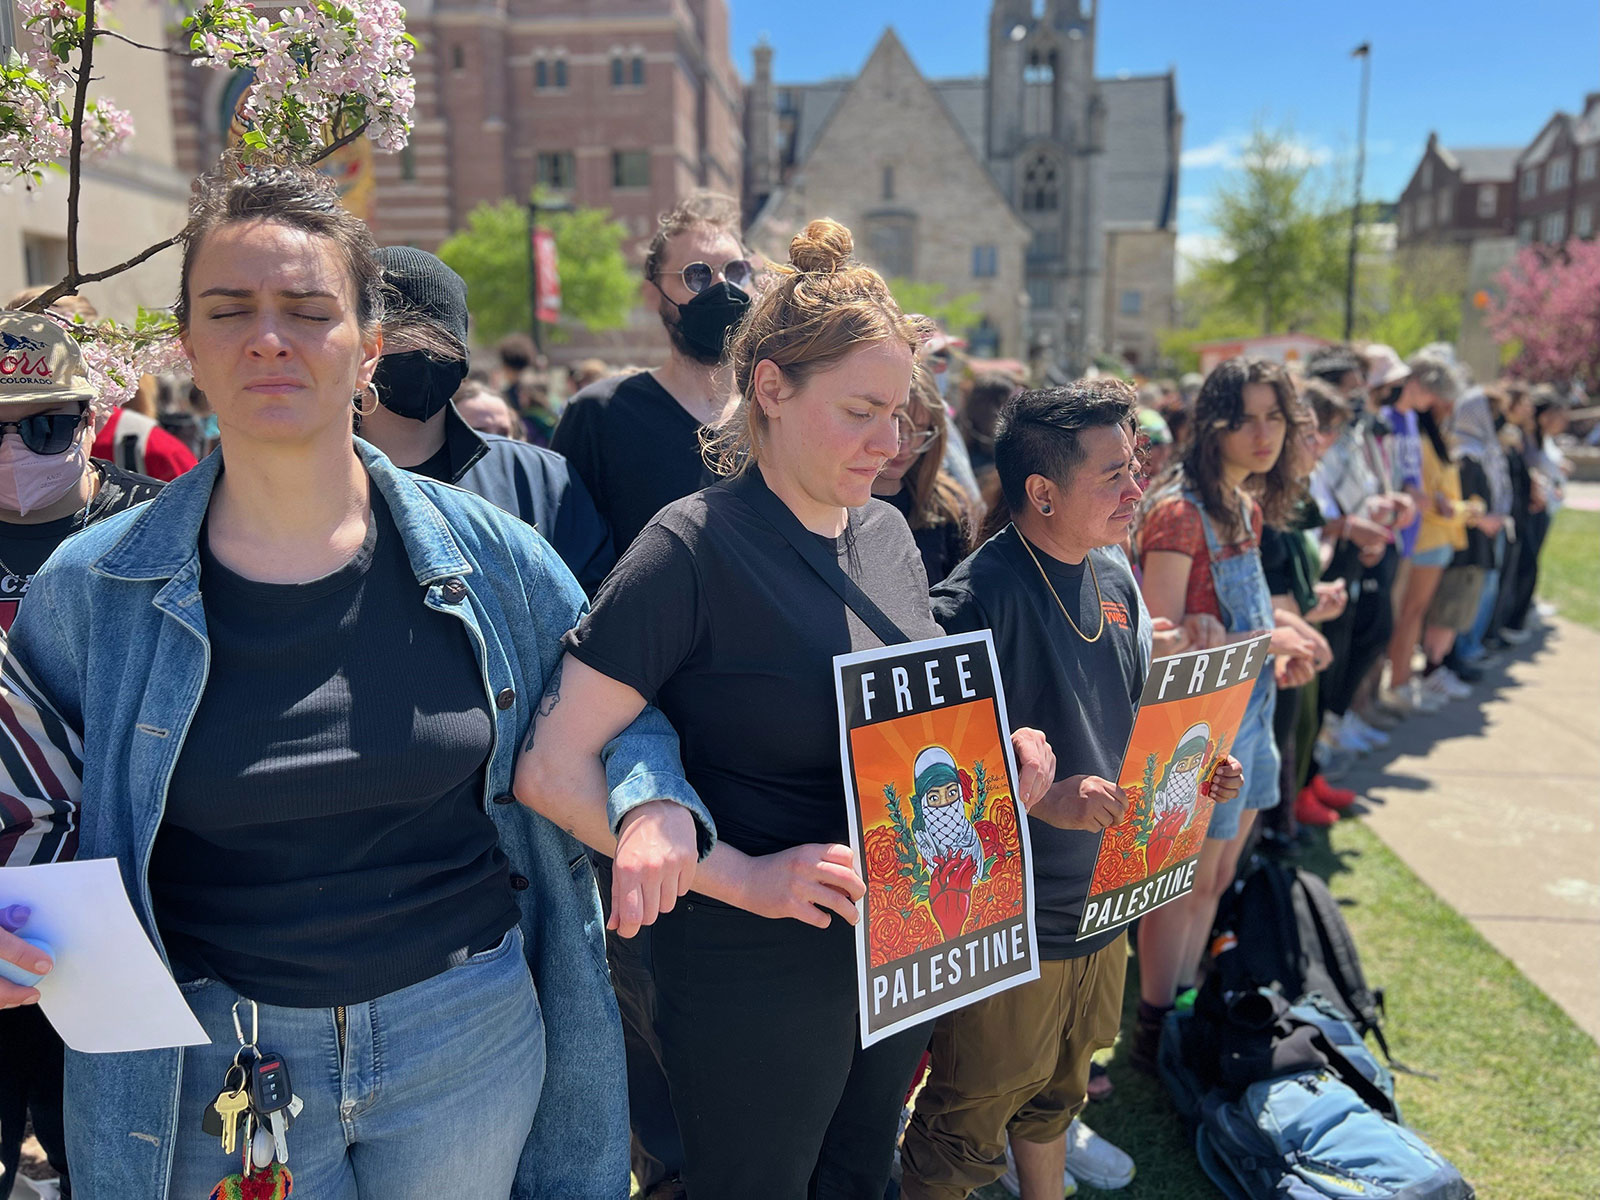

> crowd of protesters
[0,163,1581,1200]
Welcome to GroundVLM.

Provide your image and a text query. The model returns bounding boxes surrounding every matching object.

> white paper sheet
[1,858,210,1053]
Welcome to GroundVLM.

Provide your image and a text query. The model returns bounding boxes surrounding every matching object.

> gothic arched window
[1022,154,1060,212]
[1023,46,1057,138]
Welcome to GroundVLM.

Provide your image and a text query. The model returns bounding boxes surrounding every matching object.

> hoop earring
[353,382,379,418]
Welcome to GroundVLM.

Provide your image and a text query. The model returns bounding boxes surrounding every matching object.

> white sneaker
[1000,1140,1079,1197]
[1499,626,1532,645]
[1064,1118,1136,1190]
[1323,712,1374,754]
[1405,677,1448,712]
[1416,673,1457,707]
[1436,668,1473,700]
[1342,711,1391,749]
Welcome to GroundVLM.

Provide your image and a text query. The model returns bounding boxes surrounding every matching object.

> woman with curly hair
[1128,357,1323,1070]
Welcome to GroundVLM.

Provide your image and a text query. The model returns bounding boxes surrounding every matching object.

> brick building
[1395,134,1517,247]
[1514,92,1600,247]
[168,0,743,362]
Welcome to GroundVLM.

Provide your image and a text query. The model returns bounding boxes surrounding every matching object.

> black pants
[1501,510,1551,632]
[651,897,930,1200]
[1263,683,1303,841]
[0,1006,70,1200]
[1323,546,1398,716]
[593,857,685,1192]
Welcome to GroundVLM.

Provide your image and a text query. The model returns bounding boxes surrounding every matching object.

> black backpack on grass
[1208,855,1392,1061]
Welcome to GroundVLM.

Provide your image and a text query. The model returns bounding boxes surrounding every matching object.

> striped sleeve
[0,649,83,867]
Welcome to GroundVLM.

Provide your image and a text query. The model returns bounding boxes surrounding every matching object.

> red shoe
[1295,787,1339,827]
[1310,774,1357,810]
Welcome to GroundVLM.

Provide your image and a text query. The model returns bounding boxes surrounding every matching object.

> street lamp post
[1344,42,1372,342]
[527,195,574,357]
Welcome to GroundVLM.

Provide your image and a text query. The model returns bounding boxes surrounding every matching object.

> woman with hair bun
[519,218,1056,1198]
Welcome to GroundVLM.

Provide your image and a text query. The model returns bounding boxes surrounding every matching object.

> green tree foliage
[438,196,634,344]
[1194,127,1348,334]
[1362,245,1465,355]
[888,277,985,339]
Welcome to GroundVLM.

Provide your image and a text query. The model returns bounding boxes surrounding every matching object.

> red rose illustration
[974,818,1005,866]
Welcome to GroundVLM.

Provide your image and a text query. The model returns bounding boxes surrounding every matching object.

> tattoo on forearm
[523,658,565,751]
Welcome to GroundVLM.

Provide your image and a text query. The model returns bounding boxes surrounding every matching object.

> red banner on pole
[532,227,562,324]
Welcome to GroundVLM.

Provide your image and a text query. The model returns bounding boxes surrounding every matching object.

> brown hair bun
[789,218,853,274]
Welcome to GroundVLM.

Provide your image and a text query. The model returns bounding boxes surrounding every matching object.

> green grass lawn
[1539,507,1599,632]
[973,819,1600,1200]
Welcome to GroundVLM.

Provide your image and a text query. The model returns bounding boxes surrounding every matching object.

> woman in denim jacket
[0,162,711,1200]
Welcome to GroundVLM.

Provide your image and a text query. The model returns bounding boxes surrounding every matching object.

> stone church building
[745,0,1181,373]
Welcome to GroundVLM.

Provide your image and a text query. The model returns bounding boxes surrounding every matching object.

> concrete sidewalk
[1339,615,1600,1042]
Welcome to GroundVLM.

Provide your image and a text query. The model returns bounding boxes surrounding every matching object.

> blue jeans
[168,928,544,1198]
[1208,679,1280,841]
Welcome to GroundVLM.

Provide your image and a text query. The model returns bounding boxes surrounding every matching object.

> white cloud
[1175,233,1230,283]
[1180,133,1333,172]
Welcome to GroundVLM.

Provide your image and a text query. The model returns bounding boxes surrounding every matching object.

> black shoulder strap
[724,470,912,648]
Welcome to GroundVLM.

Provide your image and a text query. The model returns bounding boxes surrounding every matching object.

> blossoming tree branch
[0,0,417,396]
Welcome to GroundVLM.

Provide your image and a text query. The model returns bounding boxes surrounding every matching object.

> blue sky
[730,0,1600,260]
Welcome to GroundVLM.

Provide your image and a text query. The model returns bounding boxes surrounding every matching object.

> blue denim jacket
[6,440,713,1200]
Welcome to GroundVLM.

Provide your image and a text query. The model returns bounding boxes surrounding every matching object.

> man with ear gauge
[0,310,163,1200]
[356,246,615,595]
[899,381,1243,1200]
[553,191,755,555]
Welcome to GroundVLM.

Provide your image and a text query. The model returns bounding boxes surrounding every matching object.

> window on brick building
[1576,204,1594,239]
[631,56,644,86]
[1021,153,1059,212]
[1580,147,1598,181]
[1477,185,1496,218]
[1521,168,1538,198]
[1416,201,1431,230]
[1026,277,1053,310]
[1547,157,1570,189]
[1542,211,1567,244]
[452,44,464,71]
[400,145,416,181]
[538,151,576,192]
[535,60,548,89]
[611,57,624,87]
[612,150,650,189]
[864,214,915,278]
[1436,188,1452,222]
[22,234,67,288]
[555,59,567,88]
[881,165,895,201]
[972,245,997,278]
[1421,160,1432,190]
[1517,219,1534,244]
[1119,290,1142,316]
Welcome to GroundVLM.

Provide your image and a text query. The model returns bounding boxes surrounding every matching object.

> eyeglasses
[0,410,88,455]
[894,415,940,456]
[659,259,754,295]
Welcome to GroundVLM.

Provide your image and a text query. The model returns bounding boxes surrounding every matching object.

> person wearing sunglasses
[0,309,163,1200]
[871,364,973,585]
[552,190,755,557]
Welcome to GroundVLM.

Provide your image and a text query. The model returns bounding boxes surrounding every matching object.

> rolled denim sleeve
[601,704,716,859]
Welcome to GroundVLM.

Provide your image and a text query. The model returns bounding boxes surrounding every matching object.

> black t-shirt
[149,492,518,1008]
[882,486,968,587]
[551,370,711,552]
[1453,456,1496,570]
[931,527,1147,960]
[0,460,162,632]
[567,468,941,857]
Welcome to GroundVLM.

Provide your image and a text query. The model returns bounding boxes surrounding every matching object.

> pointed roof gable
[786,28,1026,230]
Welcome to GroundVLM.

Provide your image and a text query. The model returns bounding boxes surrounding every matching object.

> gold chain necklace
[1019,531,1105,644]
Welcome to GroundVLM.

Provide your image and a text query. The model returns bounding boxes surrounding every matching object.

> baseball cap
[0,312,97,407]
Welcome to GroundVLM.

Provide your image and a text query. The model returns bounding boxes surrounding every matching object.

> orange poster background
[850,700,1026,969]
[1087,680,1254,899]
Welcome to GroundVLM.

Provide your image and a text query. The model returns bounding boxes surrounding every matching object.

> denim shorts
[1410,542,1455,569]
[166,926,543,1200]
[1208,681,1280,841]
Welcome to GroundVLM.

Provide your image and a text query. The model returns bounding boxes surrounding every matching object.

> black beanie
[377,245,470,350]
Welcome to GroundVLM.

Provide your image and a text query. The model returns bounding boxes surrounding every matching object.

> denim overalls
[1187,489,1281,839]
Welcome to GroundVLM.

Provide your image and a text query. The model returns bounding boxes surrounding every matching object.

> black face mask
[372,351,468,423]
[663,281,751,363]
